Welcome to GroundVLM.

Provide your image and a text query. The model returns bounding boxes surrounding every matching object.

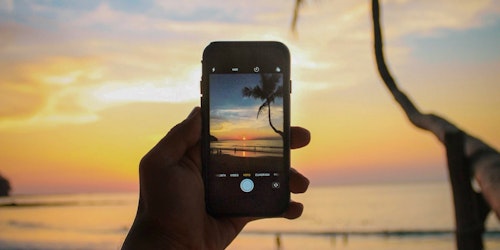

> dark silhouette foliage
[0,173,11,196]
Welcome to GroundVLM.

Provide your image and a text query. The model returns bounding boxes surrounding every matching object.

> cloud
[153,0,291,23]
[0,0,13,13]
[0,50,202,130]
[210,105,284,141]
[284,0,500,95]
[0,1,291,130]
[89,75,200,107]
[0,84,46,118]
[0,0,498,130]
[0,56,104,130]
[381,0,498,38]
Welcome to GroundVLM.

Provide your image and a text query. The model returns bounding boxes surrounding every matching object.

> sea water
[211,139,283,158]
[0,182,498,250]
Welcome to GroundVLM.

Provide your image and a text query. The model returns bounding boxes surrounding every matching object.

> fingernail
[187,107,200,119]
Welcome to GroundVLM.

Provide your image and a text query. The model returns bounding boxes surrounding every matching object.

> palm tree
[242,73,284,138]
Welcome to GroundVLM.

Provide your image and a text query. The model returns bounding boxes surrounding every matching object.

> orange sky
[0,1,499,194]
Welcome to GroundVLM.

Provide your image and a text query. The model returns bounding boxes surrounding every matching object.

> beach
[209,153,284,173]
[0,182,499,249]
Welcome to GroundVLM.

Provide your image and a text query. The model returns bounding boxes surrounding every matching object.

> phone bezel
[201,41,291,217]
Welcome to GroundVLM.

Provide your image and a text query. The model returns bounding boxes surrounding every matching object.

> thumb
[145,107,201,167]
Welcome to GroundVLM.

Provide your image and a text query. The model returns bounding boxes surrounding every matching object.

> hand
[122,107,311,249]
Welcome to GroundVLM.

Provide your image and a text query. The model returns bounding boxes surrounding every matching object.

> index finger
[291,126,311,149]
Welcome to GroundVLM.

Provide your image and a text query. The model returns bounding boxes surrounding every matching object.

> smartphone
[201,41,291,217]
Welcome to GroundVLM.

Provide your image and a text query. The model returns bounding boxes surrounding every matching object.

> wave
[7,220,45,229]
[4,219,129,234]
[243,229,500,238]
[0,200,130,208]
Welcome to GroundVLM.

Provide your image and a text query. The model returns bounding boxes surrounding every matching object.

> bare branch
[291,0,303,34]
[371,0,500,219]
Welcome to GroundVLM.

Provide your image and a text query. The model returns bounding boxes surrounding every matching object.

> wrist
[122,215,195,250]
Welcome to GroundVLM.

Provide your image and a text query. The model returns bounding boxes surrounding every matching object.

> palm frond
[242,86,265,100]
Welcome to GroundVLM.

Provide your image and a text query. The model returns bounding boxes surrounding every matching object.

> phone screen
[202,42,290,216]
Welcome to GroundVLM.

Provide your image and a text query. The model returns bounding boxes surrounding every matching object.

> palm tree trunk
[266,100,284,138]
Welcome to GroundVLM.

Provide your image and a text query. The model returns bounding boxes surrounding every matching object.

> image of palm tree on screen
[209,73,284,171]
[242,73,284,138]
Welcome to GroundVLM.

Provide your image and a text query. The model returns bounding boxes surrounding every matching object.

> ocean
[211,139,283,158]
[0,182,499,250]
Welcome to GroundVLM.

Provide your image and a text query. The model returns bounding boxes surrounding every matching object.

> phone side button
[290,80,292,94]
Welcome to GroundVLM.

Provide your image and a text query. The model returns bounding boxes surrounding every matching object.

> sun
[242,136,246,141]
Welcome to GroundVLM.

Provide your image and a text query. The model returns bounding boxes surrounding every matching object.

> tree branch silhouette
[371,0,500,219]
[290,0,500,221]
[291,0,303,34]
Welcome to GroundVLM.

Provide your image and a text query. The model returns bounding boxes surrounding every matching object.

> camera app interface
[209,72,284,194]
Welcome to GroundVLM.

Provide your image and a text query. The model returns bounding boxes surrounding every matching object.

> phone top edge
[202,42,291,77]
[208,41,288,46]
[203,41,290,60]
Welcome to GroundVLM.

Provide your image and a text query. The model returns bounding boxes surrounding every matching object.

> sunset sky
[0,0,499,194]
[210,73,284,141]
